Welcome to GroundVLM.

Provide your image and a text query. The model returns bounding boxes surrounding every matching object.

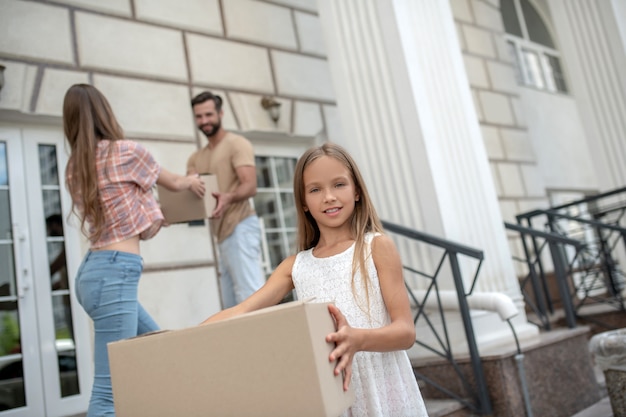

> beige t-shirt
[187,132,256,242]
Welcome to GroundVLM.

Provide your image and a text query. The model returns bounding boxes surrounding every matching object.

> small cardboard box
[157,174,218,223]
[108,300,354,417]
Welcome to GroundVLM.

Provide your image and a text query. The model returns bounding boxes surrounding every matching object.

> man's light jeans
[218,215,266,308]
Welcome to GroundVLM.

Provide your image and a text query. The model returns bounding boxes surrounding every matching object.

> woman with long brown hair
[63,83,204,416]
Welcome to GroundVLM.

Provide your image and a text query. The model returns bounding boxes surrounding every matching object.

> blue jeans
[75,250,159,417]
[218,215,265,308]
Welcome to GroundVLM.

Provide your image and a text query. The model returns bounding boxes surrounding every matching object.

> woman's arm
[201,255,296,324]
[157,168,205,197]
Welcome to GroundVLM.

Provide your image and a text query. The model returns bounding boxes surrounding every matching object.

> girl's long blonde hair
[293,142,384,309]
[63,84,124,243]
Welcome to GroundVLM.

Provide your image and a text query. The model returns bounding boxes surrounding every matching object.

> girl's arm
[200,255,296,324]
[326,234,415,390]
[157,168,205,197]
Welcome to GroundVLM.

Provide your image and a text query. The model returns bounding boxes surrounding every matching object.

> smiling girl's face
[302,155,360,231]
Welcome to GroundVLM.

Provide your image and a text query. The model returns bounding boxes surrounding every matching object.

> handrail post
[449,252,492,415]
[548,241,577,328]
[596,226,620,296]
[518,230,550,327]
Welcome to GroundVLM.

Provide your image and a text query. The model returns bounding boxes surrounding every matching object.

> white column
[317,0,539,351]
[549,0,626,190]
[318,0,514,294]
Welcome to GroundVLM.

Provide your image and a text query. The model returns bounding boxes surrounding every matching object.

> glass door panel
[22,128,90,417]
[253,156,298,272]
[0,139,26,411]
[0,130,45,416]
[39,144,79,398]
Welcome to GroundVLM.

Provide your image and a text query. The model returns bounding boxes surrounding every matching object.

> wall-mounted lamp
[260,96,281,124]
[0,65,5,94]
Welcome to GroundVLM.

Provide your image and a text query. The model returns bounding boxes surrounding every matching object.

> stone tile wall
[0,0,341,144]
[451,0,550,275]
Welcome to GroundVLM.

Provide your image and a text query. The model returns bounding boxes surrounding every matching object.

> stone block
[224,0,297,49]
[293,101,323,136]
[520,165,545,197]
[451,0,473,23]
[501,128,534,161]
[273,51,335,101]
[36,69,89,116]
[494,35,515,64]
[479,91,514,125]
[487,61,519,94]
[265,0,317,12]
[463,55,489,88]
[511,97,526,127]
[462,25,497,58]
[295,12,327,56]
[94,75,196,140]
[76,13,187,81]
[0,1,73,64]
[135,0,222,35]
[322,105,344,143]
[481,125,504,159]
[497,163,525,197]
[51,0,131,16]
[472,0,504,32]
[187,34,274,93]
[0,61,38,113]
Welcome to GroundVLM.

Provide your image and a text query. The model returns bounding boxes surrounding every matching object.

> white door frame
[0,125,91,417]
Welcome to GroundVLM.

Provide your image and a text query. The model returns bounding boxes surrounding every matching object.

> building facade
[0,0,624,415]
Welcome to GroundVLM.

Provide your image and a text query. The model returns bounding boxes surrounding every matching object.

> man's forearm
[224,182,256,204]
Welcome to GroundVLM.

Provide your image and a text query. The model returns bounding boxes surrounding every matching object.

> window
[501,0,568,93]
[254,155,298,275]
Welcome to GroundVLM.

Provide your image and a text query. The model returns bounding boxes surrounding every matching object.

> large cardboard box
[108,300,354,417]
[157,174,218,223]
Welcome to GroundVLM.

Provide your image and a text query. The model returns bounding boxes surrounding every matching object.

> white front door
[0,126,91,417]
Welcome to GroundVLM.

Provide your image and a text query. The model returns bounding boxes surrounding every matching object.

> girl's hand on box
[326,304,358,391]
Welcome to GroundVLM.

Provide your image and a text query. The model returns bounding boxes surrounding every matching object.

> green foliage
[0,313,20,356]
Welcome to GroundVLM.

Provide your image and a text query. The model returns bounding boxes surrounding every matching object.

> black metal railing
[382,220,491,415]
[514,187,626,329]
[505,222,584,329]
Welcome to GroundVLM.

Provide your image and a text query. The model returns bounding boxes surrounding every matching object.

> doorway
[0,125,91,417]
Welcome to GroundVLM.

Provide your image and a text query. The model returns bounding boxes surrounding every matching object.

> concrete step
[424,398,474,417]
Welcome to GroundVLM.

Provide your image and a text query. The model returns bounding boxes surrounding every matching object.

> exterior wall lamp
[260,96,281,124]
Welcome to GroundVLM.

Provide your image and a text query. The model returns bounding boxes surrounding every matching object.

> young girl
[63,84,205,417]
[203,142,428,416]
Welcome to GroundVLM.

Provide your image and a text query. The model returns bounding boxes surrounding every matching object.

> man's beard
[200,119,222,138]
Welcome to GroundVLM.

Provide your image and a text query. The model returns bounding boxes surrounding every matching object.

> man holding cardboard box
[187,91,265,308]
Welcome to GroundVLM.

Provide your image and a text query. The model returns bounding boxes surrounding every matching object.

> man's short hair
[191,91,223,112]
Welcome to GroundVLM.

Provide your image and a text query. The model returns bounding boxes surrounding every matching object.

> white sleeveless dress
[292,233,428,417]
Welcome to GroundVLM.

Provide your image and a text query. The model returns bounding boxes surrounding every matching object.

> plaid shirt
[68,140,163,248]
